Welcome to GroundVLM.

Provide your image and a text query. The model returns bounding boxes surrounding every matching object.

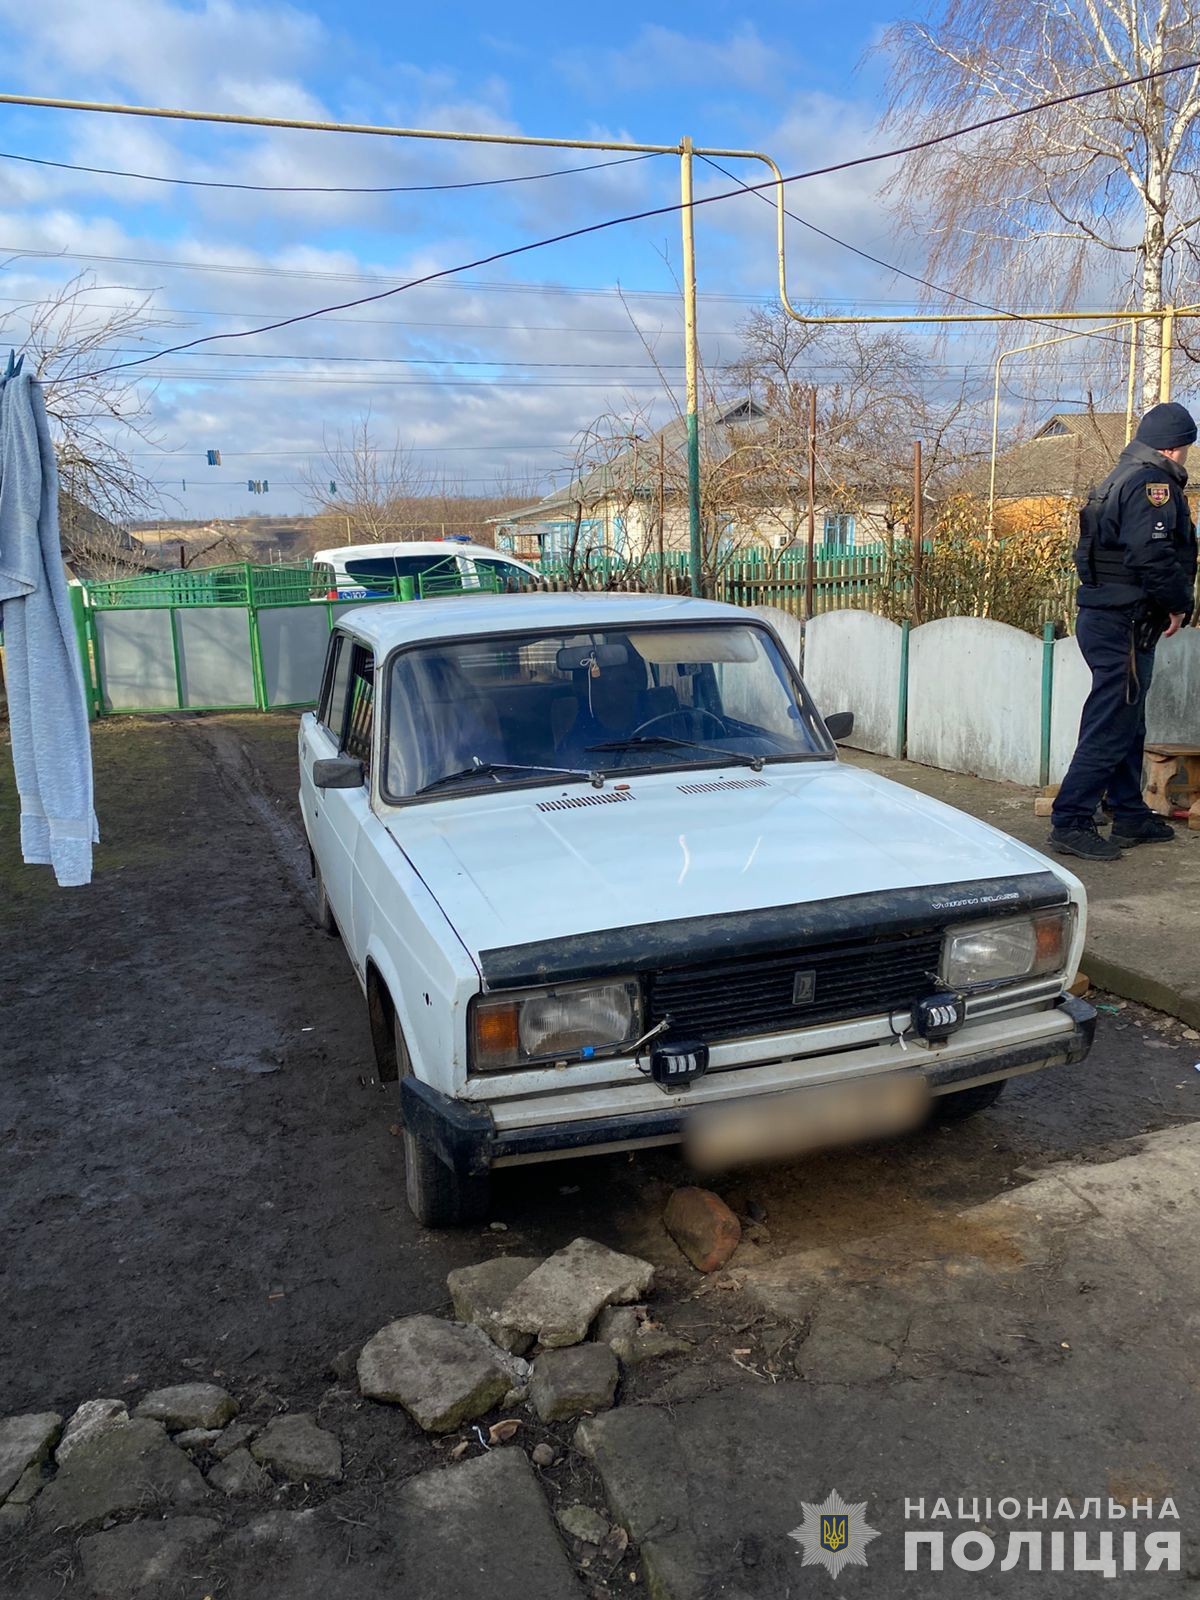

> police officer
[1051,401,1198,860]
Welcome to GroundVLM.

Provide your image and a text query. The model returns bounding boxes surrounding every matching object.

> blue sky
[0,0,1077,520]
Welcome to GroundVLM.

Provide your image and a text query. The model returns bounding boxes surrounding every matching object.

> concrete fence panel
[802,609,904,756]
[1146,628,1200,745]
[909,617,1043,785]
[749,604,804,669]
[1049,636,1090,784]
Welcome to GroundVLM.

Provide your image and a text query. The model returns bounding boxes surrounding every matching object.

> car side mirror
[824,711,855,742]
[314,756,365,789]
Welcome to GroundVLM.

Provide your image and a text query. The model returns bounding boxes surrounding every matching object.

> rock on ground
[499,1238,655,1348]
[447,1256,542,1355]
[530,1344,618,1423]
[209,1446,273,1497]
[35,1417,208,1531]
[56,1400,127,1465]
[212,1420,259,1459]
[6,1463,45,1507]
[175,1427,222,1451]
[664,1188,742,1274]
[393,1448,584,1599]
[78,1516,221,1599]
[357,1314,510,1433]
[556,1503,611,1546]
[251,1413,342,1482]
[0,1412,60,1500]
[594,1306,692,1367]
[134,1383,237,1431]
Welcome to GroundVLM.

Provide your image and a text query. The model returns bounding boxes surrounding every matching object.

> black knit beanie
[1135,401,1198,450]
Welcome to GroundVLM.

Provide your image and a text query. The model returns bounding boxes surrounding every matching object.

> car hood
[387,762,1070,977]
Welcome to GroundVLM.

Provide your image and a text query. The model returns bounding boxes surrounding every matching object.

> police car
[310,539,541,601]
[299,591,1094,1226]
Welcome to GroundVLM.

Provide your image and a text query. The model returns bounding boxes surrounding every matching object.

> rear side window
[311,561,337,598]
[343,645,375,775]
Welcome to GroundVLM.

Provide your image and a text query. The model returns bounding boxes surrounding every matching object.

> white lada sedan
[298,592,1093,1226]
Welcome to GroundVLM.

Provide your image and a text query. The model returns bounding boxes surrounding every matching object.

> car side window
[318,633,353,740]
[342,645,375,777]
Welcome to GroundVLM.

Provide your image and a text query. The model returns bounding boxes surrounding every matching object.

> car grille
[645,928,944,1043]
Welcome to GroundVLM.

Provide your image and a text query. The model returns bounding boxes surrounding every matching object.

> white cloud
[557,23,788,98]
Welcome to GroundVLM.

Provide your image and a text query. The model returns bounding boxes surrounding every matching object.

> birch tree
[877,0,1200,404]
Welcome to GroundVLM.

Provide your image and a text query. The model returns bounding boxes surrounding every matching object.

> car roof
[334,590,756,652]
[312,540,535,568]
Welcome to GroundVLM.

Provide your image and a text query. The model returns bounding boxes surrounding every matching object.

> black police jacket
[1075,439,1197,614]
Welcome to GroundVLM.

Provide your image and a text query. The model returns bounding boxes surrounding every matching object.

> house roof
[978,412,1130,501]
[495,398,769,525]
[58,493,161,580]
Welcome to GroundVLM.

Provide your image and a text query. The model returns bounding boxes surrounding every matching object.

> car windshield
[384,622,826,799]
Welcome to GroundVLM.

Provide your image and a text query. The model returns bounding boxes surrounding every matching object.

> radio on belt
[649,1039,709,1089]
[912,991,966,1042]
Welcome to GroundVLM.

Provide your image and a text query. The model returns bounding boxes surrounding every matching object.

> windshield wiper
[416,758,601,796]
[586,734,765,772]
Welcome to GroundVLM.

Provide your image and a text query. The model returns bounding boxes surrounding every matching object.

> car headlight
[471,980,642,1072]
[941,908,1074,988]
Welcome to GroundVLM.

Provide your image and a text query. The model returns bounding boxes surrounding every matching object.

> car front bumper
[400,994,1096,1178]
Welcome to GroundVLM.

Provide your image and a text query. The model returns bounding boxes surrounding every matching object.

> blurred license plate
[685,1072,930,1171]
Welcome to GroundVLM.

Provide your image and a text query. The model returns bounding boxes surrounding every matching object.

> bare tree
[731,306,987,549]
[10,272,166,577]
[876,0,1200,404]
[302,412,430,543]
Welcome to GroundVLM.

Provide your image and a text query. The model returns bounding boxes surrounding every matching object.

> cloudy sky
[0,0,1094,521]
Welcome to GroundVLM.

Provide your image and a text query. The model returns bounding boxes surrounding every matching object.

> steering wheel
[628,707,729,740]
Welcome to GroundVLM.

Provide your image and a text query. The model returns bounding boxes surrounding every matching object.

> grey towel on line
[0,370,98,886]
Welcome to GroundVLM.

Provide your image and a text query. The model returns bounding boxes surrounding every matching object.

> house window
[823,514,855,548]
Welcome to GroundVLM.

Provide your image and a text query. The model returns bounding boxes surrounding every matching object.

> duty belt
[1089,549,1132,583]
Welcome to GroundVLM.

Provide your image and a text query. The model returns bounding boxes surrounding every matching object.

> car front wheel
[395,1017,490,1228]
[931,1078,1008,1122]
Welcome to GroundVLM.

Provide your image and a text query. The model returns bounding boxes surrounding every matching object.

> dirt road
[3,712,1199,1418]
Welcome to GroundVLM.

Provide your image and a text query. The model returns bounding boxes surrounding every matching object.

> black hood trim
[477,871,1071,990]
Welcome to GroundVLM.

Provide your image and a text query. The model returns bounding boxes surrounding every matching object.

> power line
[0,147,659,195]
[55,55,1200,384]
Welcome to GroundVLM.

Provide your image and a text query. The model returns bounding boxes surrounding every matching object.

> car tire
[395,1017,490,1229]
[931,1078,1008,1122]
[312,861,338,937]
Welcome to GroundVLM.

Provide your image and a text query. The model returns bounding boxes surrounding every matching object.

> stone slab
[357,1315,509,1433]
[530,1344,618,1422]
[0,1413,60,1501]
[251,1413,342,1481]
[36,1417,208,1531]
[134,1384,237,1431]
[447,1256,543,1355]
[499,1237,654,1347]
[78,1515,221,1599]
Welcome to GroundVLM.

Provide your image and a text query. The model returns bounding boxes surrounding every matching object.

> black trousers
[1052,606,1155,828]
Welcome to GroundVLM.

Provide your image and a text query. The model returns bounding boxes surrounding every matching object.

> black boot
[1111,814,1176,847]
[1048,822,1123,861]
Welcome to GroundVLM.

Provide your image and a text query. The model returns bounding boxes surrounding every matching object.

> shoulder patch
[1146,483,1171,506]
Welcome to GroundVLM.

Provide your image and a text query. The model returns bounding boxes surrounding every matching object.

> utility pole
[657,433,666,592]
[912,438,923,624]
[805,386,817,621]
[680,137,703,599]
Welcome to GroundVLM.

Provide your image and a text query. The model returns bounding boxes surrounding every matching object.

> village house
[492,398,906,566]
